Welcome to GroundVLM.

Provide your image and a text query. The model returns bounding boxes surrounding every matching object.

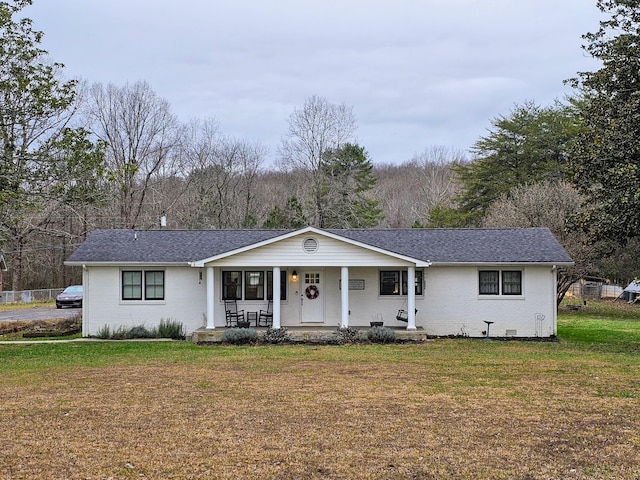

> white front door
[300,271,324,323]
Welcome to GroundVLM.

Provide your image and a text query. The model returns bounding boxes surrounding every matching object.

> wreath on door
[305,285,319,300]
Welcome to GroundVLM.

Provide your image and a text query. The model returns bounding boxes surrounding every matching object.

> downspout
[82,264,88,337]
[551,265,557,336]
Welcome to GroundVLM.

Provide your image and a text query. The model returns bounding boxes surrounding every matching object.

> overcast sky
[26,1,602,166]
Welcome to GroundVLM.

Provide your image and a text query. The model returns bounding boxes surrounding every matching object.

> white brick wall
[84,264,557,337]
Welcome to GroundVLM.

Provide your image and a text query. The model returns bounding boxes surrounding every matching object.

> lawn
[0,303,639,479]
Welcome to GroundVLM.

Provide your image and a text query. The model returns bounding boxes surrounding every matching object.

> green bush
[96,325,112,339]
[94,320,185,340]
[156,318,185,340]
[221,328,257,345]
[128,325,153,339]
[366,326,396,344]
[334,327,361,344]
[108,326,133,340]
[262,326,290,344]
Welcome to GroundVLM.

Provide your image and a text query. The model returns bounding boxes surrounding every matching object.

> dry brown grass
[1,342,639,479]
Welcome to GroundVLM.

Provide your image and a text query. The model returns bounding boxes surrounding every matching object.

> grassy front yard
[0,302,639,479]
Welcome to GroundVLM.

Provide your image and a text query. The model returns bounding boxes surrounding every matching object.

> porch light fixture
[292,270,298,282]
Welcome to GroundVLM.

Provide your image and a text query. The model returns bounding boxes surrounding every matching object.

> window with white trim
[222,271,242,300]
[267,270,287,301]
[379,270,423,296]
[244,271,265,300]
[479,270,522,296]
[122,270,165,301]
[145,271,165,300]
[223,270,287,301]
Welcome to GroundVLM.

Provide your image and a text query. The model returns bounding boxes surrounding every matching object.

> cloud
[27,0,601,165]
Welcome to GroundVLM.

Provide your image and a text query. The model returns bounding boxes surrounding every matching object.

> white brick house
[65,226,573,338]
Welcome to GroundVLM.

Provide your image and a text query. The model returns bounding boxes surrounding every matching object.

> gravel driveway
[0,306,80,322]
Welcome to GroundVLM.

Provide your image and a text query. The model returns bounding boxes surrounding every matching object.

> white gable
[206,232,413,267]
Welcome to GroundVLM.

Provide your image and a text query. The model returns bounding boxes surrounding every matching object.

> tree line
[1,0,639,296]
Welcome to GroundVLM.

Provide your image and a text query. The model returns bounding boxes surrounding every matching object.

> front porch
[190,326,430,344]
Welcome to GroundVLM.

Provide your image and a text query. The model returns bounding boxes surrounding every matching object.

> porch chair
[224,299,245,327]
[258,299,273,327]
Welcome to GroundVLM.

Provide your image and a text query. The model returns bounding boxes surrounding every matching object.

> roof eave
[65,261,190,267]
[429,261,574,267]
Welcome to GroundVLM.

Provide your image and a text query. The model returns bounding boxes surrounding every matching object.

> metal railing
[0,288,65,305]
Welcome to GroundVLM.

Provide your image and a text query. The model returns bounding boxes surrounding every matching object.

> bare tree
[83,81,180,228]
[482,181,594,304]
[279,95,357,226]
[373,147,464,227]
[177,118,266,228]
[413,146,465,212]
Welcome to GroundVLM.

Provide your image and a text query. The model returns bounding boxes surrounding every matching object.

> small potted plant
[370,313,383,328]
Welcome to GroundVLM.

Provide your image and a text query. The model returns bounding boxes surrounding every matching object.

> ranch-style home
[65,226,573,338]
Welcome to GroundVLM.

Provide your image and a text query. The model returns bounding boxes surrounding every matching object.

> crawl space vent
[303,237,319,254]
[505,329,517,336]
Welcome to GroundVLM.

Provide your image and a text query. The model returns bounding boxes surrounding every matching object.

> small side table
[246,311,258,327]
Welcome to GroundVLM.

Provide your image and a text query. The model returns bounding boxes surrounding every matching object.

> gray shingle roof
[66,227,573,265]
[330,228,573,264]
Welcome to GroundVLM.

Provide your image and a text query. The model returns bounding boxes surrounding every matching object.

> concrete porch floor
[190,325,430,343]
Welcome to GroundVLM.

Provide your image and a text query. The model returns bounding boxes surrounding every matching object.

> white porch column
[341,267,349,328]
[272,266,281,329]
[407,266,417,330]
[206,267,215,329]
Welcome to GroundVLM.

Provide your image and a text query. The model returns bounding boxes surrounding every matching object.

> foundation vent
[505,329,518,336]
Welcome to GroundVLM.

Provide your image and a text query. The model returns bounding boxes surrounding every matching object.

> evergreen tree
[319,143,383,228]
[455,101,579,224]
[568,0,640,243]
[262,196,307,229]
[0,0,103,289]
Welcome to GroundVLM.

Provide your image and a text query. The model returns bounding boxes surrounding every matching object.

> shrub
[262,326,290,344]
[366,326,396,344]
[156,318,185,340]
[95,322,186,340]
[334,327,361,344]
[108,326,132,340]
[221,328,257,345]
[96,325,112,339]
[127,325,153,339]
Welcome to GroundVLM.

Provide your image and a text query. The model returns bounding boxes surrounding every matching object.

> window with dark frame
[244,271,265,300]
[222,271,242,300]
[223,270,287,301]
[479,270,499,295]
[122,271,142,300]
[267,270,287,301]
[402,270,424,296]
[122,270,165,301]
[502,271,522,295]
[479,270,522,296]
[380,271,400,295]
[145,271,165,300]
[380,270,423,296]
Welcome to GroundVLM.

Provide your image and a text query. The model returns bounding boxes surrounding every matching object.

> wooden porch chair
[258,299,273,327]
[224,299,245,327]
